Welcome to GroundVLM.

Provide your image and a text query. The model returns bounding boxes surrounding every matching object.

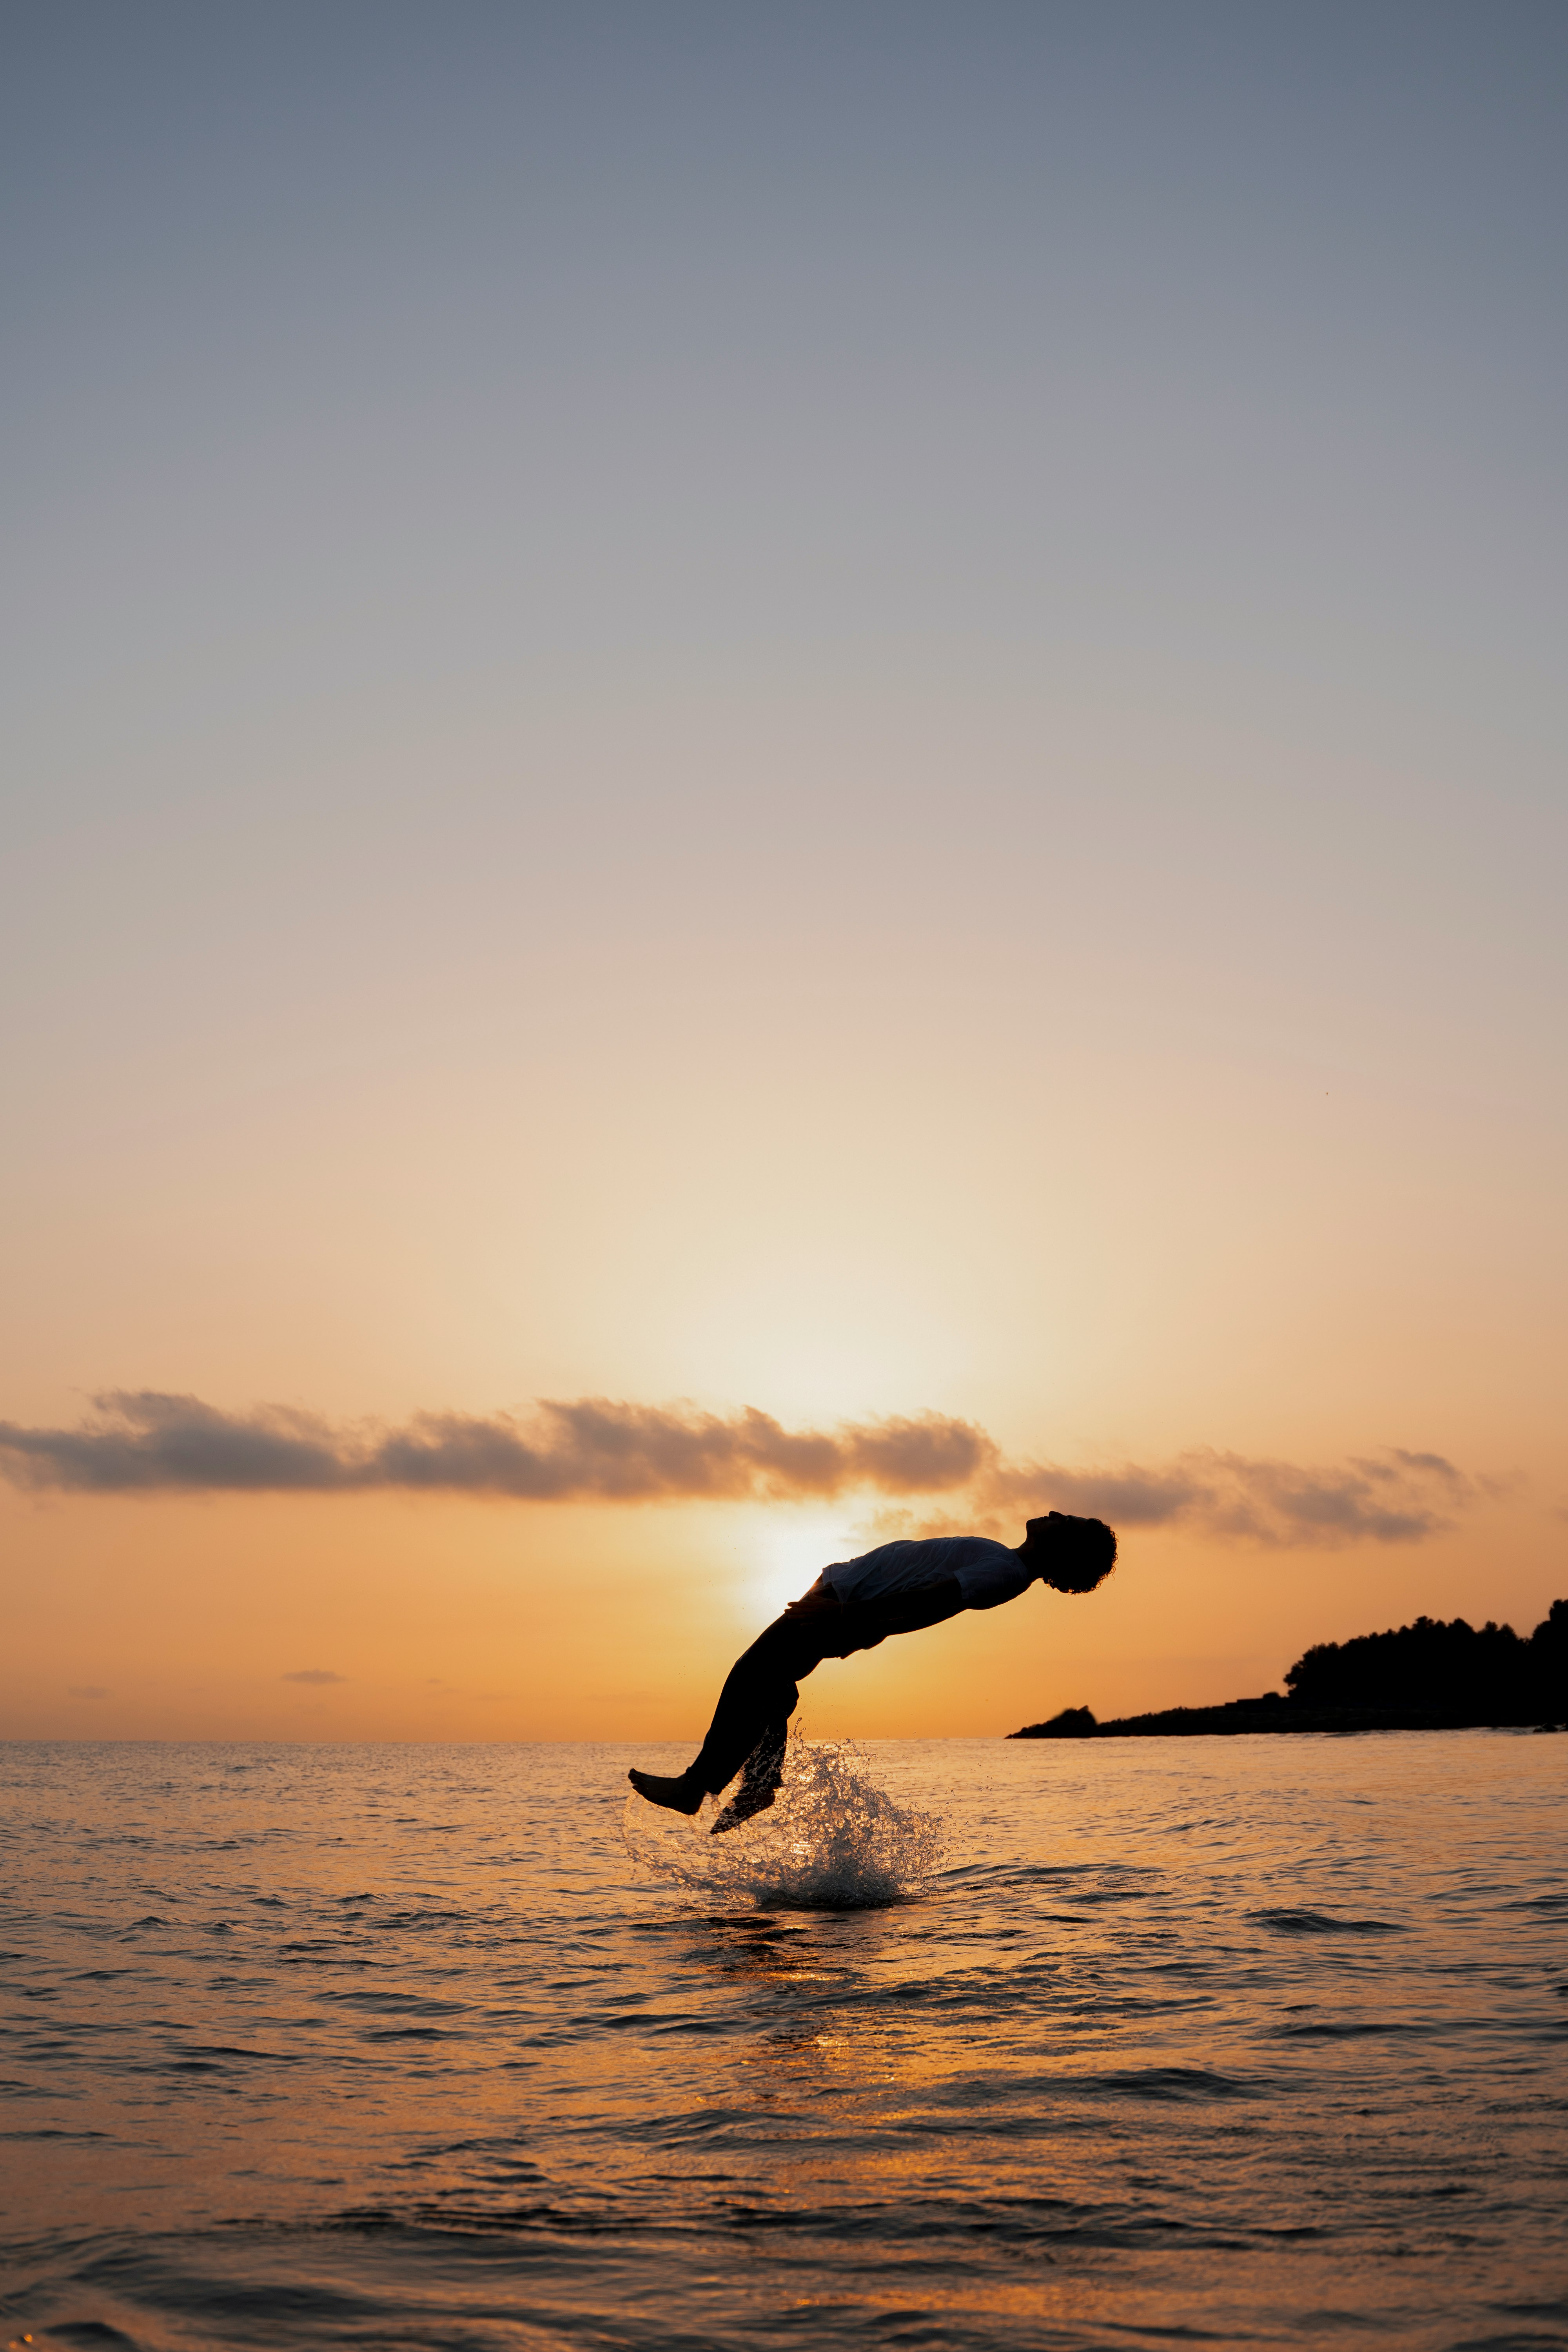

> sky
[3,1,1565,1744]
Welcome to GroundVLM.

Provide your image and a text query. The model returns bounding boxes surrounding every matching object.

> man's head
[1020,1510,1118,1594]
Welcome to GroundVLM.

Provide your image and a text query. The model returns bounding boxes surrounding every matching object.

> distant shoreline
[1009,1700,1566,1739]
[1013,1600,1568,1739]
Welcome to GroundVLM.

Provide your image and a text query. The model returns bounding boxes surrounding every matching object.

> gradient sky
[4,1,1565,1743]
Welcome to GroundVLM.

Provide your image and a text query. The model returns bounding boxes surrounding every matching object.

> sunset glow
[2,4,1563,1745]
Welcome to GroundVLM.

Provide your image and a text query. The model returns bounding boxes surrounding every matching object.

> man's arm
[826,1576,969,1658]
[875,1576,969,1635]
[965,1573,1034,1612]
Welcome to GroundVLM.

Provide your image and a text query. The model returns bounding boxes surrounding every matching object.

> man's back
[815,1535,1031,1612]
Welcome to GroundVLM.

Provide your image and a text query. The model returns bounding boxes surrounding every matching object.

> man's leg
[709,1716,789,1836]
[700,1581,970,1829]
[626,1579,966,1818]
[628,1599,835,1816]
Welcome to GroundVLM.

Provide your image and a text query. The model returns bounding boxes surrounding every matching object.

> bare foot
[627,1767,705,1816]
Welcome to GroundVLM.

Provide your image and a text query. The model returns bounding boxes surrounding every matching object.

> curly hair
[1026,1511,1118,1593]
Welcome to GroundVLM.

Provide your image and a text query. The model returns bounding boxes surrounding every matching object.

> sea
[2,1732,1565,2351]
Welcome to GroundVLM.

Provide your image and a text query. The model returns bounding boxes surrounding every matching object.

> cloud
[973,1444,1477,1547]
[67,1684,110,1699]
[0,1392,1482,1547]
[1,1392,351,1494]
[282,1669,346,1685]
[0,1390,993,1502]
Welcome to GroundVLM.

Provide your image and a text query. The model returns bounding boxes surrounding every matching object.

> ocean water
[2,1733,1565,2352]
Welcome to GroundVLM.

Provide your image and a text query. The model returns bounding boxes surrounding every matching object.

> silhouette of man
[628,1512,1118,1834]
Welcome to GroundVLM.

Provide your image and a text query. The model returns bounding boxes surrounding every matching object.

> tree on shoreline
[1011,1598,1567,1738]
[1285,1599,1567,1719]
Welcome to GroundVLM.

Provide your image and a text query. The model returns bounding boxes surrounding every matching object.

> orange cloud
[0,1391,1485,1548]
[963,1445,1475,1546]
[0,1390,993,1502]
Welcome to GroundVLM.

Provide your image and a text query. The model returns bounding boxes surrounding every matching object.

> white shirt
[811,1536,1033,1612]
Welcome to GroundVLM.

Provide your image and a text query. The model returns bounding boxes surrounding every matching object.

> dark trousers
[689,1577,966,1794]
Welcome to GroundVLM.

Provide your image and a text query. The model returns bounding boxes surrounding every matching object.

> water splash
[622,1733,944,1911]
[622,1730,945,1910]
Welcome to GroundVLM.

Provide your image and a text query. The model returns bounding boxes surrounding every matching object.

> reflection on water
[1,1735,1565,2349]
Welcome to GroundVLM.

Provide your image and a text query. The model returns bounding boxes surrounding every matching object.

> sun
[748,1507,859,1624]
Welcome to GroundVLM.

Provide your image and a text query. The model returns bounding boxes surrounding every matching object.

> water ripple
[1,1734,1565,2350]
